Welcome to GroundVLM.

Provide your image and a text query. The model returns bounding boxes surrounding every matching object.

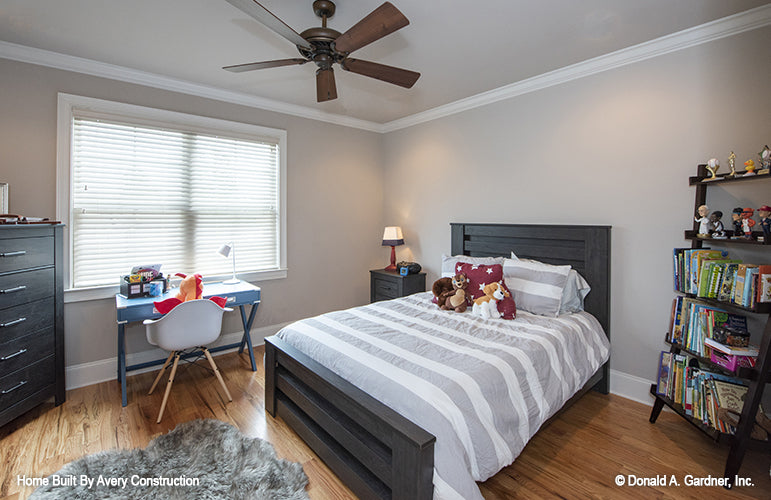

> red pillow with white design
[457,263,516,319]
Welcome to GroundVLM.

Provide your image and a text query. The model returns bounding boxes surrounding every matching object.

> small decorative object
[695,204,711,237]
[758,204,771,240]
[382,226,404,272]
[709,211,726,238]
[731,207,744,238]
[439,273,469,313]
[217,242,240,284]
[472,282,509,319]
[727,151,737,178]
[743,159,757,176]
[741,207,756,238]
[704,158,720,181]
[759,145,771,175]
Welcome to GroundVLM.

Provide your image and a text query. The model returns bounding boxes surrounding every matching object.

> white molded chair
[143,299,233,423]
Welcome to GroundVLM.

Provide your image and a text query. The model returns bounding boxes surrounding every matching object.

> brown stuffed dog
[440,273,469,312]
[432,277,453,306]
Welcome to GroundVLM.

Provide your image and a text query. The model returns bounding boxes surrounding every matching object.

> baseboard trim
[609,368,657,406]
[64,322,290,391]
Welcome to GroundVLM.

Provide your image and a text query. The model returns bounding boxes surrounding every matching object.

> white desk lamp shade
[217,242,240,284]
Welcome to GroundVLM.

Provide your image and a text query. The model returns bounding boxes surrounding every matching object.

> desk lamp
[382,226,404,272]
[217,242,240,284]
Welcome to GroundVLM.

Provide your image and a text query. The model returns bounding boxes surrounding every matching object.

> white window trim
[56,93,287,303]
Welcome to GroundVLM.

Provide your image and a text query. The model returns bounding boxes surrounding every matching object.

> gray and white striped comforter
[275,292,610,500]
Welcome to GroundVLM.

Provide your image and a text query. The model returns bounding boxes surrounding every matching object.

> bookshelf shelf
[650,163,771,488]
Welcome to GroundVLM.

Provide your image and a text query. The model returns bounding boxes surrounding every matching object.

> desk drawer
[0,356,54,410]
[0,328,54,377]
[0,268,54,310]
[0,236,53,274]
[0,298,54,343]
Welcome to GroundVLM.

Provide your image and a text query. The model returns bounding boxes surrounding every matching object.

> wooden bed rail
[265,336,436,500]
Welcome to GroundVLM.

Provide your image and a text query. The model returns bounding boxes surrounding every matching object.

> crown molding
[380,3,771,133]
[0,40,383,133]
[1,4,769,134]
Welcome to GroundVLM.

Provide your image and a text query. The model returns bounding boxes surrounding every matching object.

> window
[57,94,286,299]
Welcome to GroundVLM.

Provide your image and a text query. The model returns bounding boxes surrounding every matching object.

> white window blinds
[70,115,282,289]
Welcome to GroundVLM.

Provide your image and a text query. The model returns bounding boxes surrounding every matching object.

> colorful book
[717,263,739,302]
[743,267,759,307]
[657,351,672,396]
[755,265,771,303]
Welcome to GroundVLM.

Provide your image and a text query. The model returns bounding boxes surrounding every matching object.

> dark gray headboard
[450,223,611,339]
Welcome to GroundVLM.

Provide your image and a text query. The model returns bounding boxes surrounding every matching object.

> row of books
[667,296,748,356]
[656,351,749,434]
[672,248,771,307]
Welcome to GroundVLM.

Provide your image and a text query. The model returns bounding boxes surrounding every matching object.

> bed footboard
[265,335,436,500]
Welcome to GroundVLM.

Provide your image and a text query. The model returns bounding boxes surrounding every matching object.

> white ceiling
[1,0,769,124]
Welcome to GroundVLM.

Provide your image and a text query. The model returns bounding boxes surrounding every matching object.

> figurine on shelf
[704,158,720,181]
[709,211,726,238]
[695,204,711,237]
[731,207,744,238]
[759,145,771,175]
[741,207,756,238]
[758,205,771,240]
[743,159,757,176]
[727,151,737,178]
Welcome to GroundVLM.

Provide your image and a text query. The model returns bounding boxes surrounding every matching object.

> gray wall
[381,26,771,384]
[0,58,385,368]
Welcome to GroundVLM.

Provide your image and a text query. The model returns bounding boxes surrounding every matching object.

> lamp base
[385,244,397,272]
[223,278,241,285]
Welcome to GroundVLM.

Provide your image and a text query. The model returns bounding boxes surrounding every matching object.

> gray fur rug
[30,419,309,500]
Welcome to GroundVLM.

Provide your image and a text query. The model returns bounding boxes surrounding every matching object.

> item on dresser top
[396,261,421,275]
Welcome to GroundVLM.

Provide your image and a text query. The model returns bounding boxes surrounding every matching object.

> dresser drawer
[0,356,55,410]
[0,236,54,274]
[0,268,54,310]
[0,297,54,343]
[373,278,398,299]
[0,328,54,377]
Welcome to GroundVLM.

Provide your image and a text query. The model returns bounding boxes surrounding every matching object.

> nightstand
[370,269,426,303]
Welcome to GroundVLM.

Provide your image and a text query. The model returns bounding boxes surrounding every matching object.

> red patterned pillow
[457,263,516,319]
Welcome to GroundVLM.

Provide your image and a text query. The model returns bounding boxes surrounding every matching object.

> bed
[264,223,611,500]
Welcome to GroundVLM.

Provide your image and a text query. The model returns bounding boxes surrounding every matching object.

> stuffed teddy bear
[432,277,454,306]
[440,273,469,312]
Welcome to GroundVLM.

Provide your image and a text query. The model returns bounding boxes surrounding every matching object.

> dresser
[370,269,426,303]
[0,224,64,427]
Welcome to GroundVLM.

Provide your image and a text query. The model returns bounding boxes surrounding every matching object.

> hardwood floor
[1,345,768,499]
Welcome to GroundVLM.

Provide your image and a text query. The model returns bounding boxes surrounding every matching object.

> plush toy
[440,274,469,312]
[153,273,227,314]
[431,277,454,305]
[472,282,510,319]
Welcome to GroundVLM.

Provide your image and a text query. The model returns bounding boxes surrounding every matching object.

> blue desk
[115,281,261,407]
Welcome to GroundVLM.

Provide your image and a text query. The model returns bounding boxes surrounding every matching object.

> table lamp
[217,242,240,284]
[382,226,404,272]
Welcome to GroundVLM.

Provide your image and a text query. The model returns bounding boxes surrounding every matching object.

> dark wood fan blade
[224,0,311,49]
[223,58,307,73]
[341,58,420,88]
[333,2,409,54]
[316,68,337,102]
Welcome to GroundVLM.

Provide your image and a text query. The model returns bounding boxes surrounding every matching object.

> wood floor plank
[0,345,768,499]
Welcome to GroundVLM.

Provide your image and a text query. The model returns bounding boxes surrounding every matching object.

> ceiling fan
[223,0,420,102]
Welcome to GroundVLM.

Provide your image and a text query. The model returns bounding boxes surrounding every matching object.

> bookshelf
[649,164,771,488]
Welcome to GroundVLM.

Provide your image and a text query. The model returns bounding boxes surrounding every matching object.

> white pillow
[503,257,571,316]
[441,254,505,277]
[509,252,590,314]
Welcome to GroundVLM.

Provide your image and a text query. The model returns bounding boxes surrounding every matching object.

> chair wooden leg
[203,348,232,402]
[157,353,180,423]
[148,351,175,395]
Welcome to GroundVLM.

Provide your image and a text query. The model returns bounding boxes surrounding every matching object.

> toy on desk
[153,272,227,314]
[741,207,756,239]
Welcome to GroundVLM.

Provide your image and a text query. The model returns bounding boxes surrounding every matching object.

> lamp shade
[217,243,232,258]
[382,226,404,246]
